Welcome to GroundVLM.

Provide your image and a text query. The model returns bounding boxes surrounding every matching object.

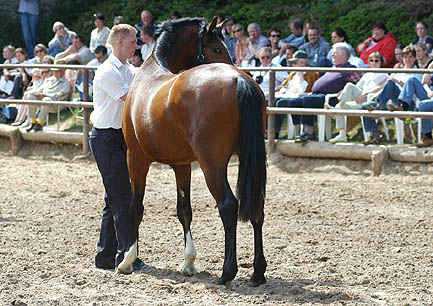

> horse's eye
[213,48,221,54]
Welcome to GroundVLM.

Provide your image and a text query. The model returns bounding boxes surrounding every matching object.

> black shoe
[295,132,315,144]
[363,135,380,145]
[95,260,115,270]
[31,123,43,132]
[26,122,37,132]
[132,258,150,271]
[386,103,403,111]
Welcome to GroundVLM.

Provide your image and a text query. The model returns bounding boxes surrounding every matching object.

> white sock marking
[182,231,197,276]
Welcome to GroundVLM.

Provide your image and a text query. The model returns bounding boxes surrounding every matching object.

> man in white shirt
[89,24,146,272]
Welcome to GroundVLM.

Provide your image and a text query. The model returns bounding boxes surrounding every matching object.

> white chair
[318,93,338,142]
[394,117,422,144]
[286,114,301,139]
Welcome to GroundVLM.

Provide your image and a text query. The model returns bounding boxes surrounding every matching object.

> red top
[357,33,398,68]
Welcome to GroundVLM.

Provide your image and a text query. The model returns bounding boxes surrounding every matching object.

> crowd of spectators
[1,10,433,146]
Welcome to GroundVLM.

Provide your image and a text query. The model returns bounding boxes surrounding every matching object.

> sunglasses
[369,59,380,63]
[41,70,50,74]
[232,29,242,34]
[270,34,280,38]
[260,55,271,59]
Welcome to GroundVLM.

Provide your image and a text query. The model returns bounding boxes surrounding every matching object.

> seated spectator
[131,49,143,67]
[26,59,71,132]
[356,21,397,68]
[299,26,331,67]
[170,11,181,20]
[8,48,33,100]
[113,16,125,26]
[274,50,320,136]
[361,46,421,144]
[0,45,19,98]
[90,13,110,53]
[326,27,355,62]
[48,21,76,57]
[393,44,404,68]
[140,24,155,61]
[135,10,158,45]
[414,42,432,69]
[223,17,236,63]
[280,19,304,48]
[233,24,248,66]
[268,28,281,58]
[245,23,270,64]
[251,47,287,99]
[302,19,320,43]
[412,21,433,53]
[55,36,94,65]
[327,52,388,143]
[274,43,361,144]
[273,44,298,66]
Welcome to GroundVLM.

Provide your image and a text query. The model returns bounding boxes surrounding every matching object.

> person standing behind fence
[89,24,147,272]
[18,0,39,59]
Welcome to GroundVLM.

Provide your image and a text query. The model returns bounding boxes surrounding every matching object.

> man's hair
[247,23,261,33]
[74,35,86,44]
[333,42,351,60]
[94,45,108,55]
[141,24,155,37]
[291,19,304,30]
[108,24,137,45]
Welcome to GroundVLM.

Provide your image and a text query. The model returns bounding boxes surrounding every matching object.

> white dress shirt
[91,54,135,129]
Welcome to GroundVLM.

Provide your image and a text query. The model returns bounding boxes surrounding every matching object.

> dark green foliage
[3,0,433,53]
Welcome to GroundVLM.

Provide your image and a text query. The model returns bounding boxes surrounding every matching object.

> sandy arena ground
[0,140,432,305]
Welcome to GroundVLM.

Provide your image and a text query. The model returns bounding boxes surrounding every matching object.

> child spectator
[48,21,76,57]
[90,13,110,53]
[0,45,19,98]
[393,44,404,68]
[356,21,398,68]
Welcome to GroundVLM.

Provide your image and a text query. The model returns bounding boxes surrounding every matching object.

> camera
[255,75,263,84]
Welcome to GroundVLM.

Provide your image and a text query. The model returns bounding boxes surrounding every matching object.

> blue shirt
[299,37,331,67]
[280,33,305,48]
[18,0,39,15]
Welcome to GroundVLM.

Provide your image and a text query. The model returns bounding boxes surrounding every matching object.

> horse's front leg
[117,152,150,274]
[172,164,197,276]
[249,218,267,287]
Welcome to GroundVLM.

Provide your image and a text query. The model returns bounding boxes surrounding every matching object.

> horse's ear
[207,16,219,33]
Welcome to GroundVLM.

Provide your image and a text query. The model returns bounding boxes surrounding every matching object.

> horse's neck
[137,56,173,82]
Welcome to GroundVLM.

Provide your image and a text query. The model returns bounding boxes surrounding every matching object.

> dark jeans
[275,94,337,133]
[89,127,132,267]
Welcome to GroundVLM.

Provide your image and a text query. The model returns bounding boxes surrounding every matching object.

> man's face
[308,29,319,44]
[95,52,107,64]
[248,27,260,41]
[53,69,65,79]
[331,48,347,66]
[290,24,302,36]
[120,32,138,59]
[141,11,152,25]
[72,38,83,50]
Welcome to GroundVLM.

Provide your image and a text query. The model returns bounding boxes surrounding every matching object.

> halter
[196,23,207,65]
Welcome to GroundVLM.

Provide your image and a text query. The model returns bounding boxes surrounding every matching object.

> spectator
[8,48,33,100]
[170,11,181,20]
[87,45,108,68]
[245,23,270,63]
[412,21,433,53]
[268,28,281,58]
[90,13,110,53]
[414,42,432,69]
[299,26,331,67]
[48,21,76,57]
[274,44,298,66]
[0,45,19,98]
[393,44,404,68]
[251,47,287,99]
[113,16,125,26]
[12,56,55,126]
[356,21,398,68]
[274,50,320,137]
[326,27,355,62]
[18,0,39,58]
[26,59,71,132]
[327,52,388,143]
[361,46,421,144]
[416,97,433,147]
[135,10,158,45]
[223,17,237,63]
[275,43,361,144]
[131,49,143,67]
[233,24,248,66]
[280,19,304,48]
[55,36,94,65]
[303,19,320,43]
[140,24,155,61]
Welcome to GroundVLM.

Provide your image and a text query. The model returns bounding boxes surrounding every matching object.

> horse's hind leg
[117,148,150,274]
[249,217,267,286]
[172,164,197,276]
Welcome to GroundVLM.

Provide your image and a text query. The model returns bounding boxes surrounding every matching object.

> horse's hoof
[217,277,232,288]
[248,274,266,287]
[116,264,133,274]
[182,264,197,276]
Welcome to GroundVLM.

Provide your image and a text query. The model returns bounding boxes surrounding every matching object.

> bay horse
[117,17,267,287]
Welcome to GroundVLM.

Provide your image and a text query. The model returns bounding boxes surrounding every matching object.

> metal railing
[239,66,433,152]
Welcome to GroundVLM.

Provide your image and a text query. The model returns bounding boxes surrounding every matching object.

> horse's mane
[153,17,207,70]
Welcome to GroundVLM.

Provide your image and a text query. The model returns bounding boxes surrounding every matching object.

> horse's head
[154,17,233,73]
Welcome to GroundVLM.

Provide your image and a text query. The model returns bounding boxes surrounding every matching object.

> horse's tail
[236,74,267,222]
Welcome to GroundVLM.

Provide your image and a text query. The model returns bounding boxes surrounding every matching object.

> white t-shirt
[90,54,135,129]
